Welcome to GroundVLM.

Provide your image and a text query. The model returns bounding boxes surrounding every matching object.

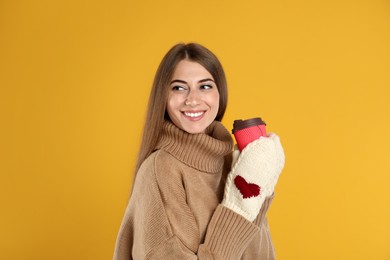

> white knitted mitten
[222,133,285,221]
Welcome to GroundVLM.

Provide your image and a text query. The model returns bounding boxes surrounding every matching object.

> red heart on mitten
[234,175,261,199]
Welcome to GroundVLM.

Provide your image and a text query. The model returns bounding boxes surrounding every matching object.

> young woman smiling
[114,43,285,260]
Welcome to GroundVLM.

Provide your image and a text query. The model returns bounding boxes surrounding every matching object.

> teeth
[184,112,204,118]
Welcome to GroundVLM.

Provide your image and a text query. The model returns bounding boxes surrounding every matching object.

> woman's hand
[222,133,285,221]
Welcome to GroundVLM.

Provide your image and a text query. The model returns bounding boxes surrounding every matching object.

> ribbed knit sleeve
[242,194,276,259]
[199,205,260,259]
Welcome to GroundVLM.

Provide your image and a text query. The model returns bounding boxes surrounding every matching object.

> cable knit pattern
[114,120,276,260]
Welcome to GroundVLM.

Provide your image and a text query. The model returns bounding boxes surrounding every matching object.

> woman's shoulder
[137,149,182,179]
[134,149,184,196]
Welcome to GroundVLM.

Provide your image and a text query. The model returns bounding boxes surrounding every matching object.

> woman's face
[166,60,220,134]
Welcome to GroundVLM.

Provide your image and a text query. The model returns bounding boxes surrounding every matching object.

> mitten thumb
[231,145,240,167]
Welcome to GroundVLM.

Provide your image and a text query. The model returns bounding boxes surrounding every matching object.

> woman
[114,43,285,259]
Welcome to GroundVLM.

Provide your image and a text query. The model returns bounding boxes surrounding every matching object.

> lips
[184,111,204,117]
[182,111,205,120]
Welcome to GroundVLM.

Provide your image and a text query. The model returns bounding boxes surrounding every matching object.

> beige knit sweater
[114,121,276,260]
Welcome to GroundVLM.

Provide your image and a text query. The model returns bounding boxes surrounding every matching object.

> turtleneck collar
[155,120,233,173]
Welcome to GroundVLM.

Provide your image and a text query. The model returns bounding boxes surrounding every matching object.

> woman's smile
[182,110,205,120]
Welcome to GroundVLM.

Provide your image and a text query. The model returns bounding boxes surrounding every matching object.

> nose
[185,90,201,107]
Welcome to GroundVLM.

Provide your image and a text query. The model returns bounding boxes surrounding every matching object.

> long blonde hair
[134,43,228,177]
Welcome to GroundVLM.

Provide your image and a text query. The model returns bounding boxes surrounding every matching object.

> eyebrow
[170,78,215,84]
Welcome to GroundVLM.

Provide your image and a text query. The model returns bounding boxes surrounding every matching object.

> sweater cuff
[254,193,275,226]
[202,205,260,259]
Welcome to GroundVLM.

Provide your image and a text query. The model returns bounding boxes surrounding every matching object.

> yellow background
[1,0,389,259]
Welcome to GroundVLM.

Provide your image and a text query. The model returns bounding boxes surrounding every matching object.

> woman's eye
[172,85,186,91]
[200,84,212,90]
